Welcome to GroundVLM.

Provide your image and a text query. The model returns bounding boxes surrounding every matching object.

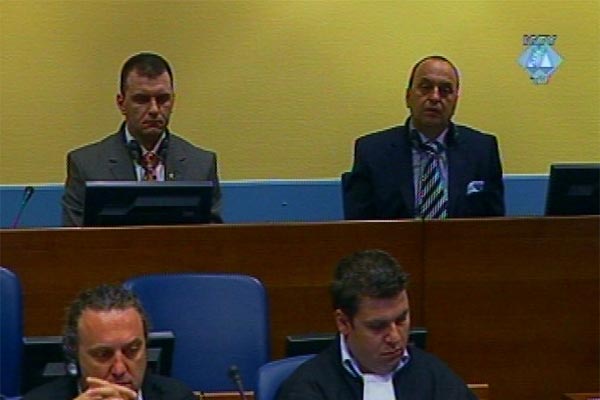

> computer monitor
[21,331,175,393]
[285,327,428,357]
[83,181,213,226]
[545,163,600,216]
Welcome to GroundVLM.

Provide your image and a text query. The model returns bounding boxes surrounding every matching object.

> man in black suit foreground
[23,284,195,400]
[343,55,504,220]
[278,250,476,400]
[62,52,222,226]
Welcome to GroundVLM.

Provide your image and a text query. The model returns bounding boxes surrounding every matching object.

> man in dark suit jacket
[23,284,195,400]
[343,55,504,220]
[62,52,221,226]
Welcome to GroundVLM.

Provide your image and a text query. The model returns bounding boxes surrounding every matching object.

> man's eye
[156,94,171,105]
[90,348,113,361]
[132,95,150,104]
[440,85,454,96]
[123,344,141,359]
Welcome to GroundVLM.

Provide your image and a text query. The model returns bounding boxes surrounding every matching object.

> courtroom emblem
[518,35,563,85]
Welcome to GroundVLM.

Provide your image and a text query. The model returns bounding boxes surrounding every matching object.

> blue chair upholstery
[124,273,270,392]
[0,267,23,398]
[256,355,315,400]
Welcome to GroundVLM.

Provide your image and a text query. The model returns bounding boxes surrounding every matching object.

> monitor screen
[545,163,600,216]
[21,331,175,393]
[83,181,213,227]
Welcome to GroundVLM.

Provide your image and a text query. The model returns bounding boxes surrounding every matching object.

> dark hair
[63,284,150,360]
[119,52,173,94]
[407,55,460,90]
[331,249,409,318]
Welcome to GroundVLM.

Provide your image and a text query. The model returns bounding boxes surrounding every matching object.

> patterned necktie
[418,141,448,219]
[141,151,159,181]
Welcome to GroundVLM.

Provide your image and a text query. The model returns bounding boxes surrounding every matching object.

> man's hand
[75,377,138,400]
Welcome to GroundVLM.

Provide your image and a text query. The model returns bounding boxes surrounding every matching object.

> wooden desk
[562,394,600,400]
[0,220,424,359]
[1,217,598,400]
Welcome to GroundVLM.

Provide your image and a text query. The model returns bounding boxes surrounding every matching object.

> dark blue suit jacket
[22,374,196,400]
[343,120,505,219]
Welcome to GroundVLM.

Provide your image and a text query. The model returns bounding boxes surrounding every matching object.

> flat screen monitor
[285,327,428,357]
[83,181,213,227]
[21,331,175,393]
[545,163,600,216]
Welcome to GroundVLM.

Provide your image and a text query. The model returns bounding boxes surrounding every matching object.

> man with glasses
[343,55,505,220]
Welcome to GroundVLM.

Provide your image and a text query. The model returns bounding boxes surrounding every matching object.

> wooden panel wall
[1,217,598,400]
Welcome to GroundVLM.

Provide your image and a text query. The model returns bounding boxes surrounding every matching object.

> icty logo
[518,35,563,85]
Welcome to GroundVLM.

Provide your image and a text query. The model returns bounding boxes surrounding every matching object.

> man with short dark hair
[61,52,222,226]
[278,249,477,400]
[23,284,195,400]
[343,55,504,220]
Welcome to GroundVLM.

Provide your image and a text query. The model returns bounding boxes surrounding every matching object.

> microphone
[11,186,34,228]
[228,365,247,400]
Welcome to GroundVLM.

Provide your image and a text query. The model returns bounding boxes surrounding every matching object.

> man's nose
[111,352,127,376]
[386,322,403,343]
[428,86,442,100]
[147,97,159,114]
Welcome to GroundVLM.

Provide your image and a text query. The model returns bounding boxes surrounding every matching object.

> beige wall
[1,0,598,183]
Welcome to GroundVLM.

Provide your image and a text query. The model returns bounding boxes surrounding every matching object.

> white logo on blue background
[518,35,563,85]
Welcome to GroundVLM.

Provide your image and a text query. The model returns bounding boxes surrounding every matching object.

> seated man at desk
[23,284,195,400]
[343,55,504,220]
[61,52,222,226]
[278,249,476,400]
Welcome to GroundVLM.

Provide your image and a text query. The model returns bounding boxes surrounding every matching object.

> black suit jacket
[22,374,196,400]
[61,124,222,226]
[343,119,505,219]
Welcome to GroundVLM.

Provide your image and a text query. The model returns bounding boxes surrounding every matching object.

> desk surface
[562,394,600,400]
[1,217,598,400]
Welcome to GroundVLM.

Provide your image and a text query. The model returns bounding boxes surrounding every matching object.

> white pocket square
[467,180,485,195]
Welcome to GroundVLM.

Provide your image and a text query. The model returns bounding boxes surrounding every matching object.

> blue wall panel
[0,176,548,228]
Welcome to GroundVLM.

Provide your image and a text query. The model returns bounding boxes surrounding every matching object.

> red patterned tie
[141,151,159,181]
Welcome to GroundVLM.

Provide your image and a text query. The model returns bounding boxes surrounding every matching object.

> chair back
[340,171,352,219]
[256,355,315,400]
[0,267,23,397]
[124,273,270,392]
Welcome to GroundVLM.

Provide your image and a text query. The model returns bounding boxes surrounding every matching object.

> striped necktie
[418,141,447,219]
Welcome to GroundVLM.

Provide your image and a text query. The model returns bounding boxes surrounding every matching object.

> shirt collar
[408,118,448,147]
[339,334,410,380]
[124,125,166,154]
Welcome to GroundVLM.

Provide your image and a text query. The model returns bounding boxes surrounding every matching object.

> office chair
[124,273,270,392]
[340,171,352,219]
[256,355,315,400]
[0,267,24,398]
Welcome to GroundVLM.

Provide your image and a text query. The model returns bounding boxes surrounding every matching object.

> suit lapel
[165,136,187,181]
[386,125,415,217]
[446,125,469,216]
[107,130,136,180]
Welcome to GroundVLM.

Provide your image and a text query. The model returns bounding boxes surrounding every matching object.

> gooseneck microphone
[228,365,248,400]
[11,186,34,228]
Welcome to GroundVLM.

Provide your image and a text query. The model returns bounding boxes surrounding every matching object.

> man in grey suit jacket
[343,55,504,220]
[62,52,221,226]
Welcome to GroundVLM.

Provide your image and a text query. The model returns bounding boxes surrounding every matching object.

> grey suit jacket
[61,125,222,226]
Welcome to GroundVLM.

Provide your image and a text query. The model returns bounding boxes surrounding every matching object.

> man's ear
[116,93,126,115]
[334,309,352,335]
